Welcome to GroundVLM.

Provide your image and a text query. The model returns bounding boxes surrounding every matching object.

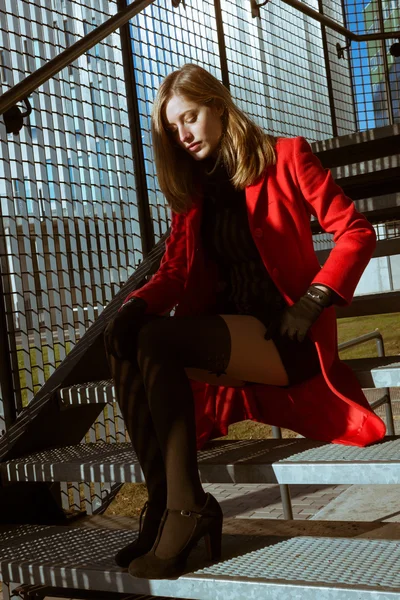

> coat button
[254,228,263,238]
[272,268,279,278]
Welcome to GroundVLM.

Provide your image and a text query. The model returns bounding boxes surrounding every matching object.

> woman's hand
[265,285,332,343]
[104,296,148,360]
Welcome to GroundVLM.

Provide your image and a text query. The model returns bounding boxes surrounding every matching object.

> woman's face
[164,94,223,161]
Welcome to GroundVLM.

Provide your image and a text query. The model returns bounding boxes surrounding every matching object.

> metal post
[375,335,395,436]
[339,0,358,132]
[318,0,337,137]
[117,0,155,257]
[271,425,293,520]
[213,0,230,89]
[376,0,395,125]
[0,260,17,434]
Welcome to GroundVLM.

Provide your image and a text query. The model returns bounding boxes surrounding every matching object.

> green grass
[337,313,400,359]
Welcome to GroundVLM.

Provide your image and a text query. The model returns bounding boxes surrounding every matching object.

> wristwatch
[306,285,332,308]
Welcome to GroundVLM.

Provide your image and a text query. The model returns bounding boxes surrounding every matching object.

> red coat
[125,136,386,448]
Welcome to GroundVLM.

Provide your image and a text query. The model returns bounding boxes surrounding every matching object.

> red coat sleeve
[293,136,376,306]
[122,211,188,315]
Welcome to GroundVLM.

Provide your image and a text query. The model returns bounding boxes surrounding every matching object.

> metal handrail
[272,326,396,518]
[0,0,156,116]
[338,328,384,353]
[1,0,399,118]
[279,0,399,42]
[338,328,395,435]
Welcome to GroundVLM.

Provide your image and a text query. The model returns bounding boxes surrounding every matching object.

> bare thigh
[185,314,289,387]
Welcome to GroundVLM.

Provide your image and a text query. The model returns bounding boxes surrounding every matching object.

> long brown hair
[152,63,278,214]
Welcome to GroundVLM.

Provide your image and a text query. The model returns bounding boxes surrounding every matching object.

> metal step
[342,356,400,388]
[328,156,400,206]
[58,379,117,405]
[336,292,400,319]
[57,356,400,408]
[312,123,400,167]
[353,191,400,220]
[1,522,400,599]
[316,235,400,265]
[330,153,400,182]
[2,436,400,486]
[311,188,400,233]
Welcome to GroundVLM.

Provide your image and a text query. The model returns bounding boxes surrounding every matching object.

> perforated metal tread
[1,523,400,599]
[312,122,400,154]
[0,524,52,545]
[343,356,400,388]
[58,379,116,405]
[330,153,400,180]
[2,437,400,486]
[57,355,400,406]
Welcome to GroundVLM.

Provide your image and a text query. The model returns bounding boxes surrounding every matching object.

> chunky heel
[204,518,222,560]
[128,492,223,579]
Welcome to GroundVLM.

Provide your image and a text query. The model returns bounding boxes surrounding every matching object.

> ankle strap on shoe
[166,508,203,520]
[180,509,202,519]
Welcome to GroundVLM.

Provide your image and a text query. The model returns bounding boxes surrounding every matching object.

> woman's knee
[105,313,161,361]
[136,317,173,363]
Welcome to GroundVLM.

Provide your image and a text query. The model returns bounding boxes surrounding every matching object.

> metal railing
[338,329,395,435]
[0,0,156,117]
[0,0,399,517]
[260,0,399,42]
[274,327,396,520]
[1,1,399,123]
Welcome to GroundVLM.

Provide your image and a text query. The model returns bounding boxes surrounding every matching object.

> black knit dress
[200,162,321,386]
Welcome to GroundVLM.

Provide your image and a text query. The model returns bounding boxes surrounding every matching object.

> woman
[104,63,385,579]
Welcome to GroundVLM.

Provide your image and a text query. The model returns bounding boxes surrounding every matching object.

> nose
[179,125,192,144]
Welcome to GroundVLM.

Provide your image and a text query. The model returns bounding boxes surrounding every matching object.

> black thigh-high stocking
[135,314,232,558]
[107,353,167,512]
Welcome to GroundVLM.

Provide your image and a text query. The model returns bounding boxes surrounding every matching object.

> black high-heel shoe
[127,493,223,579]
[115,501,165,568]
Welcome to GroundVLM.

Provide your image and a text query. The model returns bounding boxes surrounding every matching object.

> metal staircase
[1,0,400,598]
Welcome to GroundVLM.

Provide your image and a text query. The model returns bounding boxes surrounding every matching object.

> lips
[188,142,201,151]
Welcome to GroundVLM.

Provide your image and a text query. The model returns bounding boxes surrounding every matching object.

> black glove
[104,296,148,359]
[265,285,332,343]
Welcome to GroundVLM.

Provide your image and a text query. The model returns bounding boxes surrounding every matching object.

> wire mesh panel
[344,0,399,130]
[127,0,222,241]
[0,0,142,420]
[219,0,352,141]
